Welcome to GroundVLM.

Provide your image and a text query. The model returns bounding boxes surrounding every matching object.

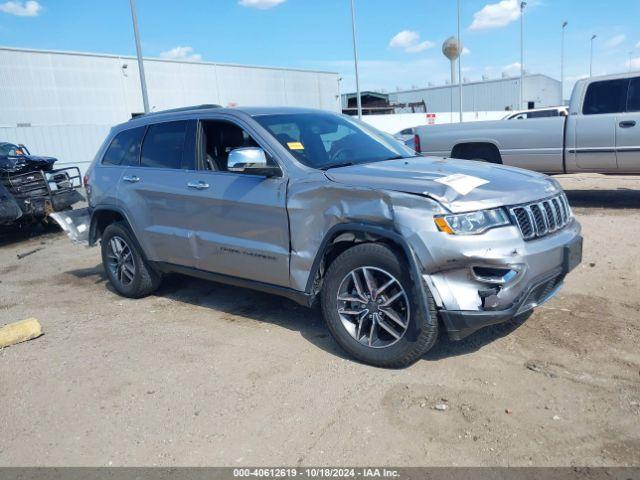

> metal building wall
[0,47,339,174]
[0,47,340,127]
[388,74,561,112]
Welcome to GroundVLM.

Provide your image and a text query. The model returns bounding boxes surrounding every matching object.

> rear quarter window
[140,121,191,169]
[626,77,640,112]
[102,127,145,166]
[582,79,630,115]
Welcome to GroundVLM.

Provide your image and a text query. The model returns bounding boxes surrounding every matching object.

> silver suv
[55,106,583,368]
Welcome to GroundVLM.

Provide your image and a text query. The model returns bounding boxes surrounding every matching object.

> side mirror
[227,147,280,177]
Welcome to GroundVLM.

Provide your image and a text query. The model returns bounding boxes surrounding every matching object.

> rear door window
[583,79,630,115]
[102,127,145,166]
[626,77,640,112]
[140,120,194,169]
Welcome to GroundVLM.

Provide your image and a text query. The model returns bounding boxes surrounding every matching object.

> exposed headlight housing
[434,208,511,235]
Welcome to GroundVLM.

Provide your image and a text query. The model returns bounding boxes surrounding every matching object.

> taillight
[83,174,89,188]
[414,134,421,154]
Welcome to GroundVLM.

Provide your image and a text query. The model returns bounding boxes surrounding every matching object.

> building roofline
[386,73,560,96]
[0,45,339,76]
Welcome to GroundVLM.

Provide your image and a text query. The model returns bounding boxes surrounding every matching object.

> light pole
[561,21,568,103]
[129,0,149,113]
[349,0,362,120]
[590,34,597,76]
[457,0,463,122]
[519,1,527,110]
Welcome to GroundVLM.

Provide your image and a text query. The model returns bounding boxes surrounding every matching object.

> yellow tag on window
[287,142,305,150]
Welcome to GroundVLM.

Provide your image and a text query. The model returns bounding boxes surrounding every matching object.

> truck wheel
[321,243,438,368]
[100,221,161,298]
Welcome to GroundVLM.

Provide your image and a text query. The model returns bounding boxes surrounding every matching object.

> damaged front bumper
[0,167,84,222]
[422,220,583,340]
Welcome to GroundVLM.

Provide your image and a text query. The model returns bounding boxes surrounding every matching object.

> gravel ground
[0,174,639,467]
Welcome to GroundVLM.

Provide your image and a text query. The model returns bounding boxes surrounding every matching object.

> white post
[590,34,597,76]
[129,0,149,113]
[350,0,362,120]
[520,1,526,109]
[561,21,568,103]
[450,60,456,123]
[457,0,463,122]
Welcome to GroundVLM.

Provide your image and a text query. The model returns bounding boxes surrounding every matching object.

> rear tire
[321,243,438,368]
[101,221,161,298]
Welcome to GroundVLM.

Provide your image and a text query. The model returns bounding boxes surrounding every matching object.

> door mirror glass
[227,147,279,176]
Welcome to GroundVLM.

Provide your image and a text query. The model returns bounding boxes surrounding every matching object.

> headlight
[434,208,511,235]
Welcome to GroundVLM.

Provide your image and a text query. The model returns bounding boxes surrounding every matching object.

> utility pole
[350,0,362,120]
[590,34,597,76]
[129,0,149,113]
[561,21,568,103]
[520,1,527,109]
[457,0,463,122]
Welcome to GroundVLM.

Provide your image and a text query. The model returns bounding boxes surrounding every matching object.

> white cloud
[0,0,41,16]
[160,46,202,62]
[462,47,471,55]
[605,34,626,49]
[627,57,640,70]
[389,30,434,53]
[238,0,285,9]
[470,0,520,31]
[503,62,521,75]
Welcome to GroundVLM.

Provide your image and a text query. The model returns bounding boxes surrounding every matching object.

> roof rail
[131,104,222,119]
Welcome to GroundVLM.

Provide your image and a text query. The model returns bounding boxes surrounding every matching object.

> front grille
[509,194,572,240]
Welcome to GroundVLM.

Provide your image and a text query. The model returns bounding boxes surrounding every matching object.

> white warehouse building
[0,47,340,173]
[388,74,562,113]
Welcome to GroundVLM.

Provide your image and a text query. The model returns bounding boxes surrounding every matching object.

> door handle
[187,181,210,190]
[619,120,637,128]
[123,175,140,183]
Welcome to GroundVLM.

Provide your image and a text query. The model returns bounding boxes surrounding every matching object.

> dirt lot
[1,174,639,467]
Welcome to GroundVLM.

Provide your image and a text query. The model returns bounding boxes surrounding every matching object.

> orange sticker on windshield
[287,142,304,150]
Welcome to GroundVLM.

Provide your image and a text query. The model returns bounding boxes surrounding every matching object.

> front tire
[101,221,161,298]
[321,243,438,368]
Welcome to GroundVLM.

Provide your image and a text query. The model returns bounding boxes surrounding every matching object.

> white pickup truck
[416,72,640,174]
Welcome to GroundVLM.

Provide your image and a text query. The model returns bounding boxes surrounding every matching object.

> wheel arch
[89,206,134,245]
[451,141,503,164]
[306,223,433,318]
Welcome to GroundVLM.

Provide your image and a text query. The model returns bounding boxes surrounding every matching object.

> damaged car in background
[52,106,583,368]
[0,142,84,228]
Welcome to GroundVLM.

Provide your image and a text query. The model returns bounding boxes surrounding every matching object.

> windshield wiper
[320,162,354,170]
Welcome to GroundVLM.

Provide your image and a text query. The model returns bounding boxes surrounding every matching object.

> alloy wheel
[106,235,136,287]
[336,266,410,348]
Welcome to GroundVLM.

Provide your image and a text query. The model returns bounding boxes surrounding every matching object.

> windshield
[0,143,20,156]
[253,112,415,169]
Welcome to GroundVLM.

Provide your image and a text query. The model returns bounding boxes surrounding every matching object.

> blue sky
[1,0,639,97]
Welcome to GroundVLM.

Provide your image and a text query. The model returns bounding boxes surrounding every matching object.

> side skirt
[153,262,314,308]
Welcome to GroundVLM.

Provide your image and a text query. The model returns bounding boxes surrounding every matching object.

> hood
[324,156,561,213]
[0,155,57,174]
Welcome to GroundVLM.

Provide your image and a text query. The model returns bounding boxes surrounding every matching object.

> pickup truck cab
[416,72,640,174]
[52,106,582,368]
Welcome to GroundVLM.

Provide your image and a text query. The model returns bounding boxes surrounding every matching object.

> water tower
[442,36,461,120]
